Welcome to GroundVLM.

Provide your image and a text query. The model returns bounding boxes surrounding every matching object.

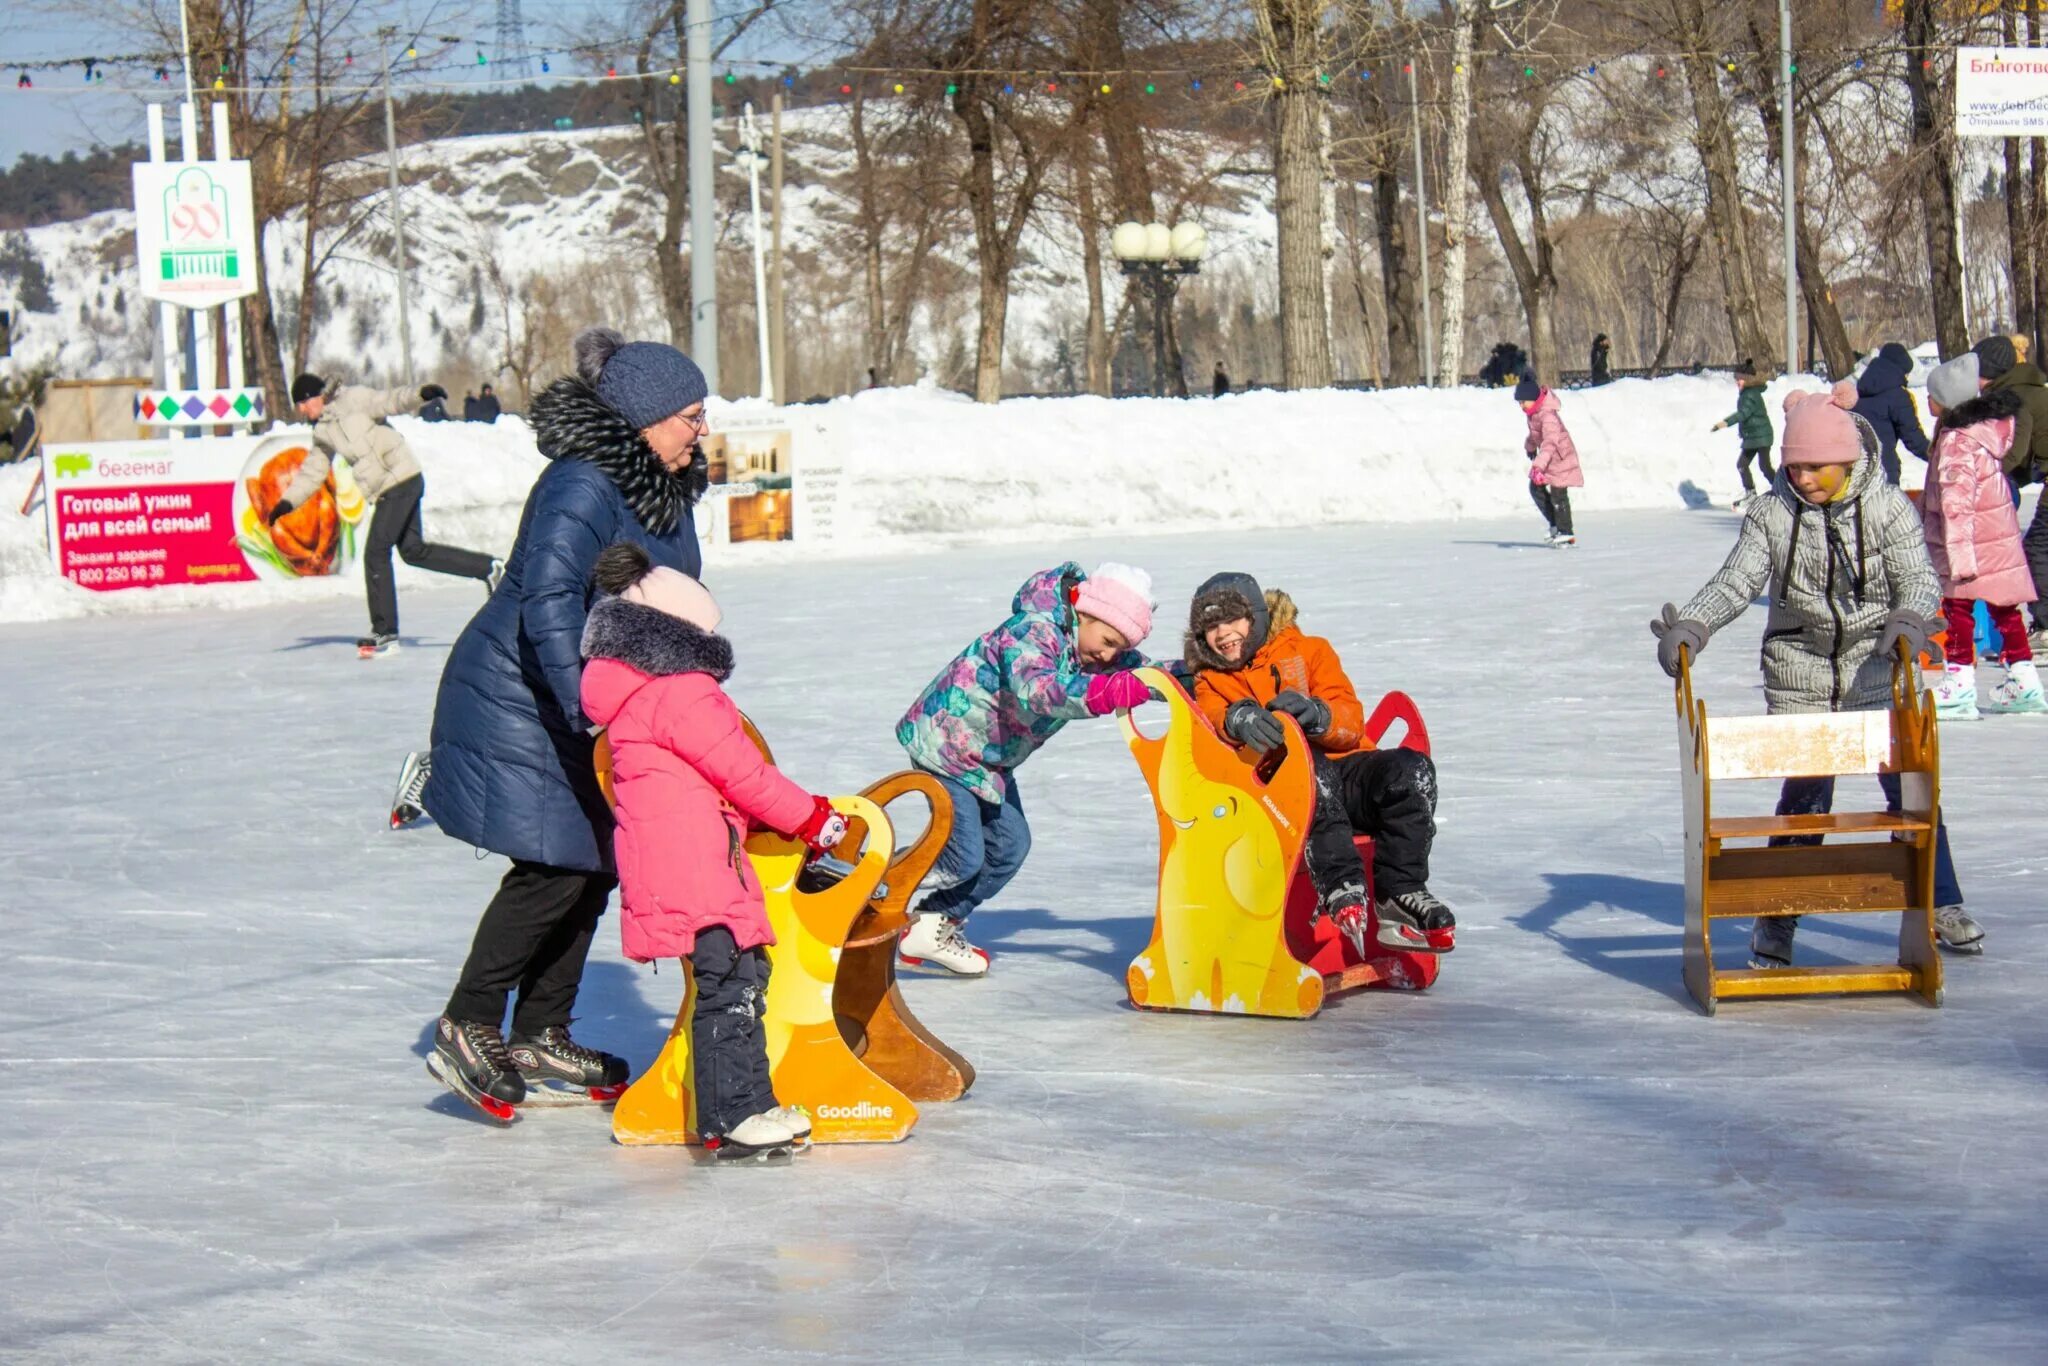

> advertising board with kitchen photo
[700,417,794,544]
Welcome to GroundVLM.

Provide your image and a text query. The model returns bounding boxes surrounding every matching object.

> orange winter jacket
[1191,598,1369,754]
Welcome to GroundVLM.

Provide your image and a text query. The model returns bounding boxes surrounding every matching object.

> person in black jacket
[475,384,503,423]
[417,384,451,422]
[1213,361,1231,397]
[1589,333,1613,386]
[422,325,710,1121]
[1850,341,1929,484]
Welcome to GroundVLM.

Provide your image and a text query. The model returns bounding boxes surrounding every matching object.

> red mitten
[794,795,849,855]
[1084,670,1152,716]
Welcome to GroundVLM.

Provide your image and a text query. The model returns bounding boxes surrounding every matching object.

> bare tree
[1436,0,1481,386]
[1902,0,1968,357]
[1250,0,1336,388]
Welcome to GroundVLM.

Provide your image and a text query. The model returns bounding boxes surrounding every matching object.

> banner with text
[42,435,363,591]
[1956,47,2048,137]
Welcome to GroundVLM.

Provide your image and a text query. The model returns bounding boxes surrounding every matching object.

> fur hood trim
[580,595,734,681]
[529,376,707,535]
[1938,385,2025,431]
[1185,581,1298,673]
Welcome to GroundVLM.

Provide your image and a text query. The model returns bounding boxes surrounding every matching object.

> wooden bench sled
[1119,665,1451,1020]
[596,722,973,1146]
[1676,645,1943,1015]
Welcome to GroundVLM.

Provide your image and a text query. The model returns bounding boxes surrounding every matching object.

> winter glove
[1083,670,1152,716]
[1710,420,1727,432]
[1877,609,1938,664]
[1265,689,1331,737]
[1650,603,1709,679]
[1531,468,1550,486]
[794,795,850,856]
[1223,699,1287,753]
[266,498,295,524]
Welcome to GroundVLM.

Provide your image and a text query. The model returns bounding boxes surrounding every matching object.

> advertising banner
[42,434,363,591]
[1956,47,2048,137]
[131,159,260,308]
[698,407,795,544]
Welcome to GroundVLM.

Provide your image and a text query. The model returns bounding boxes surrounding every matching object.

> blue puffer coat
[1851,342,1929,482]
[422,377,705,872]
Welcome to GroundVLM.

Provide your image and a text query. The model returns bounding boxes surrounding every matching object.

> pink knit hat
[1073,562,1154,647]
[624,565,722,633]
[1779,383,1863,467]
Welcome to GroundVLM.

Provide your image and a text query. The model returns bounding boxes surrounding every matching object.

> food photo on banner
[41,436,360,590]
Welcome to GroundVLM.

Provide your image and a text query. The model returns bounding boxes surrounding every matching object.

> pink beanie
[624,565,722,633]
[1073,561,1154,647]
[1779,384,1864,467]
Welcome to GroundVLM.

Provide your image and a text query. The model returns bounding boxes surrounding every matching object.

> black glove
[1650,602,1708,679]
[266,498,295,525]
[1224,699,1287,753]
[1877,609,1937,663]
[1266,689,1330,736]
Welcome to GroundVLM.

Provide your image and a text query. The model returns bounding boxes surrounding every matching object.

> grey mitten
[1266,689,1331,736]
[1877,609,1937,663]
[1651,603,1709,679]
[1224,699,1287,753]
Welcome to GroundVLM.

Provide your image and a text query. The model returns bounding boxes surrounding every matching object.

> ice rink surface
[3,509,2044,1362]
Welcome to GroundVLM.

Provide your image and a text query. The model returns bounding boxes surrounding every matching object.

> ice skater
[1184,572,1452,955]
[1517,373,1583,546]
[581,542,848,1159]
[285,372,500,657]
[1920,353,2046,720]
[1650,383,1982,965]
[894,561,1157,975]
[1710,359,1775,507]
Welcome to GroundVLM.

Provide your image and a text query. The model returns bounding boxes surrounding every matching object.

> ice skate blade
[703,1137,795,1162]
[1376,926,1448,955]
[425,1054,518,1125]
[514,1078,627,1107]
[897,952,989,978]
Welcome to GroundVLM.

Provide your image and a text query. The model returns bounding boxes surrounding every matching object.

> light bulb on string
[16,73,30,89]
[946,81,958,94]
[155,66,168,81]
[783,75,793,86]
[540,56,550,73]
[1100,82,1110,94]
[406,46,417,59]
[840,82,852,94]
[723,71,736,84]
[893,82,904,93]
[1234,79,1245,91]
[477,48,487,65]
[670,72,680,85]
[606,64,617,78]
[1047,80,1057,92]
[1145,82,1155,94]
[1190,78,1201,90]
[1002,82,1012,93]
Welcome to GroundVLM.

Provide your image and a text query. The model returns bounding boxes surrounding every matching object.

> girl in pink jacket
[580,542,847,1158]
[1922,353,2045,717]
[1516,374,1584,547]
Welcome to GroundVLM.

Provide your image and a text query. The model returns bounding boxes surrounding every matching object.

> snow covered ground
[4,508,2045,1361]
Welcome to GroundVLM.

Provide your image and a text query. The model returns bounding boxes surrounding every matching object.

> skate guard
[597,723,972,1146]
[1119,667,1447,1020]
[1674,645,1943,1015]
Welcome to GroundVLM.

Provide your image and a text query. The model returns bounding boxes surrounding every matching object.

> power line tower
[493,0,530,80]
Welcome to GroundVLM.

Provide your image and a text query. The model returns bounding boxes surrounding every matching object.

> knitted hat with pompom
[1073,562,1154,648]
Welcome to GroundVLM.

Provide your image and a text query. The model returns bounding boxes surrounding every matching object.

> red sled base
[1285,855,1455,994]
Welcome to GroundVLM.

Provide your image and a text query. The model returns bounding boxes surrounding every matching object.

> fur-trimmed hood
[1185,576,1296,674]
[580,595,734,683]
[1934,384,2024,433]
[529,376,707,535]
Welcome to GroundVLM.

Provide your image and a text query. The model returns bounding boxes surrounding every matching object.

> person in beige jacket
[282,372,499,653]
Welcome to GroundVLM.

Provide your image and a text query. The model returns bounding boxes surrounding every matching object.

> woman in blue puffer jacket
[421,326,709,1120]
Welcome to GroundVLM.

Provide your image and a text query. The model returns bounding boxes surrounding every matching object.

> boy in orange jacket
[1185,572,1453,955]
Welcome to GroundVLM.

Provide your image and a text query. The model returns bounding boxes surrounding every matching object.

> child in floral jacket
[895,561,1156,974]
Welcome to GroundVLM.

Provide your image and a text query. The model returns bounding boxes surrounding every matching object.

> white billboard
[1957,46,2048,137]
[132,160,259,308]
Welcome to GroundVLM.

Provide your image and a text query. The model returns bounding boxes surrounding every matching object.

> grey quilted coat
[1680,439,1938,715]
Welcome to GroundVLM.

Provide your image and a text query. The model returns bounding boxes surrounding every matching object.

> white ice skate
[764,1105,813,1148]
[1982,659,2048,715]
[1932,664,1980,721]
[898,911,990,977]
[1934,904,1986,954]
[708,1111,796,1161]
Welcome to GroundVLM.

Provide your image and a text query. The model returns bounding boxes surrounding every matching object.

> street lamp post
[1111,220,1207,396]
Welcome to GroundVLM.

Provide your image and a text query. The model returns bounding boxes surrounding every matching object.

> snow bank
[0,374,1918,624]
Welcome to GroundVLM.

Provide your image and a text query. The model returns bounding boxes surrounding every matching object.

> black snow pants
[1738,447,1776,494]
[1529,482,1576,536]
[364,474,494,637]
[445,861,613,1036]
[689,926,780,1138]
[1301,749,1439,905]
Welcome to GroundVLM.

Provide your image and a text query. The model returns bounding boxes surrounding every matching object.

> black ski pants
[1529,482,1575,536]
[365,474,493,637]
[1301,749,1438,904]
[2023,486,2048,632]
[689,926,779,1138]
[445,861,614,1037]
[1738,447,1776,494]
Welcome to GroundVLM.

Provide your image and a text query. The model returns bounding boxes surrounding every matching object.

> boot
[764,1105,813,1146]
[1934,904,1986,953]
[1749,915,1797,969]
[899,911,990,977]
[1372,890,1454,954]
[508,1025,629,1103]
[1933,663,1980,721]
[1320,883,1371,958]
[1983,659,2048,715]
[427,1016,526,1122]
[710,1111,796,1160]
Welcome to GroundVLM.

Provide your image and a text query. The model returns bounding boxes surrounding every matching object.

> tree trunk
[953,78,1052,403]
[1753,86,1856,377]
[1677,0,1776,367]
[1075,161,1110,395]
[1650,229,1703,377]
[2005,0,2036,341]
[1435,2,1477,387]
[850,88,890,381]
[1342,182,1386,387]
[1904,0,1969,359]
[1374,167,1422,385]
[292,165,324,376]
[1263,1,1334,390]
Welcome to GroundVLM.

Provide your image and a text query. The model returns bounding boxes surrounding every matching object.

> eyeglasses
[673,408,709,433]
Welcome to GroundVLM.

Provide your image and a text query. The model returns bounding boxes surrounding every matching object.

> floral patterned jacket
[896,562,1145,805]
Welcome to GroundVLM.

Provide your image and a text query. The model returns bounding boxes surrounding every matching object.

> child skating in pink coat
[1517,373,1585,546]
[580,542,848,1158]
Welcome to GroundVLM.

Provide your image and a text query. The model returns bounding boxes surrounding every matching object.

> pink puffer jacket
[580,597,815,961]
[1524,389,1584,487]
[1924,390,2038,606]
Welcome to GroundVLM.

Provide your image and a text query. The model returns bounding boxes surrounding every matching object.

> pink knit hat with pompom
[1073,562,1154,647]
[1779,383,1863,467]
